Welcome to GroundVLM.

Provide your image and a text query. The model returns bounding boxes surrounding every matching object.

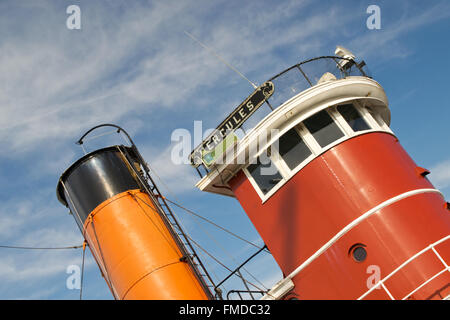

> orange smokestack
[57,142,213,300]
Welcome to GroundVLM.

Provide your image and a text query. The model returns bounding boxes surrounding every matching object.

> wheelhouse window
[277,127,312,170]
[303,110,344,147]
[337,104,371,132]
[244,102,391,202]
[247,155,283,195]
[366,107,386,128]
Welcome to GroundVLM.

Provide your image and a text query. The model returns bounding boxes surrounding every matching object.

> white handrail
[358,234,450,300]
[401,267,449,300]
[262,188,443,300]
[286,189,442,281]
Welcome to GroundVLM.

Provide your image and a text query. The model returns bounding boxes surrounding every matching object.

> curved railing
[260,189,445,300]
[358,234,450,300]
[266,56,369,110]
[191,56,370,177]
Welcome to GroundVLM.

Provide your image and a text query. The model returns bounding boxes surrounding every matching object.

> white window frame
[272,125,315,173]
[359,102,393,133]
[244,101,395,203]
[278,124,317,176]
[331,103,373,138]
[301,108,351,153]
[244,150,287,201]
[356,102,380,129]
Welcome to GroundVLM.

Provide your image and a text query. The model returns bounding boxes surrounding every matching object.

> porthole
[349,243,367,262]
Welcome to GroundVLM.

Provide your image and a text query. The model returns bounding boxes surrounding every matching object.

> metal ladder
[75,125,220,299]
[123,145,219,299]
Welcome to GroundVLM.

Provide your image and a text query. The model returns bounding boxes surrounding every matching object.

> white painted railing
[262,188,445,300]
[358,234,450,300]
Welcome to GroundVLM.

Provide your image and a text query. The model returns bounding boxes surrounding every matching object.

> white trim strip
[432,247,449,269]
[286,188,443,281]
[262,188,443,300]
[381,283,395,300]
[401,267,450,300]
[358,234,450,300]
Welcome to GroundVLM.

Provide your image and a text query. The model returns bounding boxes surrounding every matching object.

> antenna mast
[184,31,258,89]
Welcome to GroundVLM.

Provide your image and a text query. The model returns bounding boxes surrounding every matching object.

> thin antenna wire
[0,244,83,250]
[184,31,258,89]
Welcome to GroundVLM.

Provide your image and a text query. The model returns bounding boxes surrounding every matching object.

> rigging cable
[166,199,269,291]
[0,244,83,250]
[79,241,87,300]
[134,192,264,293]
[0,243,87,298]
[144,161,267,252]
[85,215,118,300]
[133,194,226,292]
[143,162,269,292]
[164,197,270,253]
[183,232,265,293]
[132,193,184,256]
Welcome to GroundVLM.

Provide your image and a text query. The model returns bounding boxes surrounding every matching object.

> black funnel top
[57,145,141,230]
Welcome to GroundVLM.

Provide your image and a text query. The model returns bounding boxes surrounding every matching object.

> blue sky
[0,0,449,299]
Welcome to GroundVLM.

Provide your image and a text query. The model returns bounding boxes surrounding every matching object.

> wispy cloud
[141,143,199,196]
[3,0,445,155]
[429,159,450,190]
[347,1,450,62]
[0,0,448,300]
